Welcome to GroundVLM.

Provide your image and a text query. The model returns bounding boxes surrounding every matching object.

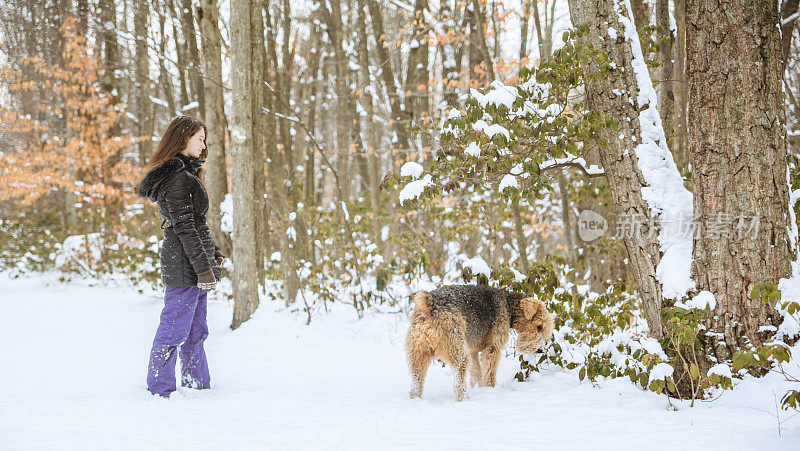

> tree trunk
[630,0,649,31]
[180,0,205,118]
[251,0,269,290]
[686,0,792,358]
[572,0,693,339]
[520,0,531,59]
[656,0,675,151]
[781,0,800,66]
[356,0,386,256]
[157,0,177,113]
[441,0,463,107]
[166,0,190,110]
[197,0,232,258]
[366,0,412,151]
[134,0,154,165]
[470,0,495,81]
[230,0,259,330]
[264,0,299,304]
[673,0,688,166]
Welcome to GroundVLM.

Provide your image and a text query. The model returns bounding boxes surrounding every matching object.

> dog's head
[512,297,555,354]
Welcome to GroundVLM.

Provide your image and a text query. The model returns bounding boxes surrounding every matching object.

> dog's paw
[409,391,422,399]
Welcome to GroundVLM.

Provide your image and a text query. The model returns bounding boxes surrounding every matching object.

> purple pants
[146,286,211,396]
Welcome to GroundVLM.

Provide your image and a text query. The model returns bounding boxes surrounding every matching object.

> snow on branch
[540,153,605,178]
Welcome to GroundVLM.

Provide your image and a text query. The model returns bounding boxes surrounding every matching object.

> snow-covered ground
[1,271,798,449]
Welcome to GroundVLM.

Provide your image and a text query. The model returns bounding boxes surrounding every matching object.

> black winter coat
[136,154,221,287]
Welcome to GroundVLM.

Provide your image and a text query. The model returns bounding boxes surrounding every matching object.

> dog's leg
[407,347,433,399]
[468,350,482,387]
[406,320,435,399]
[448,351,469,401]
[439,341,469,401]
[481,345,501,388]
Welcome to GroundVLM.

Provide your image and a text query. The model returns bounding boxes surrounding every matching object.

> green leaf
[690,363,699,381]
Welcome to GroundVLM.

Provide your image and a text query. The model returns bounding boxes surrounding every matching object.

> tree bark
[230,0,259,329]
[197,0,232,258]
[686,0,792,358]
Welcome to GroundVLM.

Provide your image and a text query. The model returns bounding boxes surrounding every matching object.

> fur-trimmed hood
[136,154,204,202]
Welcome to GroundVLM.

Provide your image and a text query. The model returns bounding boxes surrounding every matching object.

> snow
[219,194,233,234]
[472,120,510,141]
[540,152,605,175]
[674,291,717,311]
[400,161,424,179]
[617,0,696,300]
[180,101,199,112]
[779,170,800,340]
[149,96,168,109]
[470,81,517,110]
[649,363,675,384]
[462,256,492,277]
[778,259,800,339]
[499,174,518,192]
[230,126,247,144]
[464,142,482,157]
[399,174,433,205]
[0,272,798,448]
[708,364,733,379]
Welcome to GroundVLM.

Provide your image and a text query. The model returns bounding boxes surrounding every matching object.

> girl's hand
[197,268,217,291]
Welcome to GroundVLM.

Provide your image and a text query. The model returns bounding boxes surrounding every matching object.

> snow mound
[400,161,424,179]
[399,174,433,205]
[462,256,492,277]
[649,362,674,384]
[707,364,732,379]
[674,291,716,311]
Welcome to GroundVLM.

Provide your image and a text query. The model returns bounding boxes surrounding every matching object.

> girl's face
[181,129,206,159]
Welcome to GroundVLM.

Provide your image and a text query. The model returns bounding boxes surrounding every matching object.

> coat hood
[136,154,204,202]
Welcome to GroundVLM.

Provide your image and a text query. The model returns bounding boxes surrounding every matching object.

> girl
[134,116,225,398]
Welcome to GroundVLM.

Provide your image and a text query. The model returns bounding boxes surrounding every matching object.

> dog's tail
[410,291,432,317]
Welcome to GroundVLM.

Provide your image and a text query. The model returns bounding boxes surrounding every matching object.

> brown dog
[405,285,554,401]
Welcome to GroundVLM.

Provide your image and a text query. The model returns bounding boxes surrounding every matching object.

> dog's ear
[520,297,541,320]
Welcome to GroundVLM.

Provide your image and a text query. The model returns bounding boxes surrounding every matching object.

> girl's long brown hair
[134,116,208,193]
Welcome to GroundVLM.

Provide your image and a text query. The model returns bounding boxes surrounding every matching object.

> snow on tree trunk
[686,0,792,358]
[573,0,695,339]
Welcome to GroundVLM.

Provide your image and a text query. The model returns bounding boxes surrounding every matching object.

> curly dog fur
[405,285,554,401]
